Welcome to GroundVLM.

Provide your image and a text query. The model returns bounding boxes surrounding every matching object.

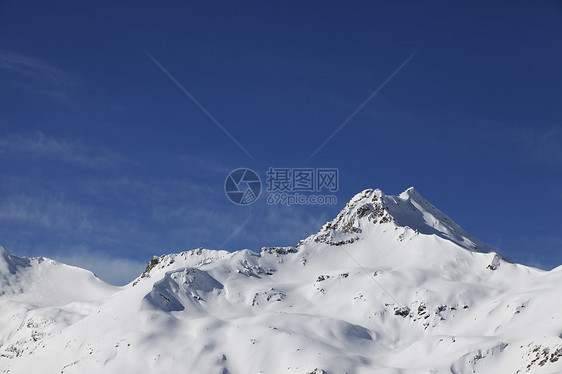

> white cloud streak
[0,132,132,168]
[0,49,79,100]
[0,194,93,233]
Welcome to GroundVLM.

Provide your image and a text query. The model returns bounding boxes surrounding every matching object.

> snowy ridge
[0,187,561,373]
[0,246,116,305]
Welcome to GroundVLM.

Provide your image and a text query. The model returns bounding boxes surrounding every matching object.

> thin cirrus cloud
[469,120,562,165]
[50,247,148,286]
[0,49,79,101]
[0,194,94,233]
[0,132,133,168]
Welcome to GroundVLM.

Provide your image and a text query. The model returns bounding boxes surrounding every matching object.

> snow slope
[1,188,561,374]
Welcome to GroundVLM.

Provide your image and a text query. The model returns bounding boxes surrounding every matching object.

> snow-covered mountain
[1,187,561,373]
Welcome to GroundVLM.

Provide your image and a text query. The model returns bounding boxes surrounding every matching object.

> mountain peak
[0,245,31,275]
[299,188,393,246]
[302,187,494,253]
[398,186,420,199]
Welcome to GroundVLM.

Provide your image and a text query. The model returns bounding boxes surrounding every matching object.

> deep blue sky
[1,1,561,284]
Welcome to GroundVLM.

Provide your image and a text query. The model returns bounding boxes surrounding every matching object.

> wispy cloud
[0,132,132,168]
[0,50,65,78]
[473,121,562,167]
[258,205,331,246]
[177,153,235,175]
[507,235,562,271]
[0,194,93,233]
[0,49,79,101]
[51,247,147,286]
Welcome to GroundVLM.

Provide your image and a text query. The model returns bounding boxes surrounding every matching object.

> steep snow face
[0,188,561,374]
[386,187,492,252]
